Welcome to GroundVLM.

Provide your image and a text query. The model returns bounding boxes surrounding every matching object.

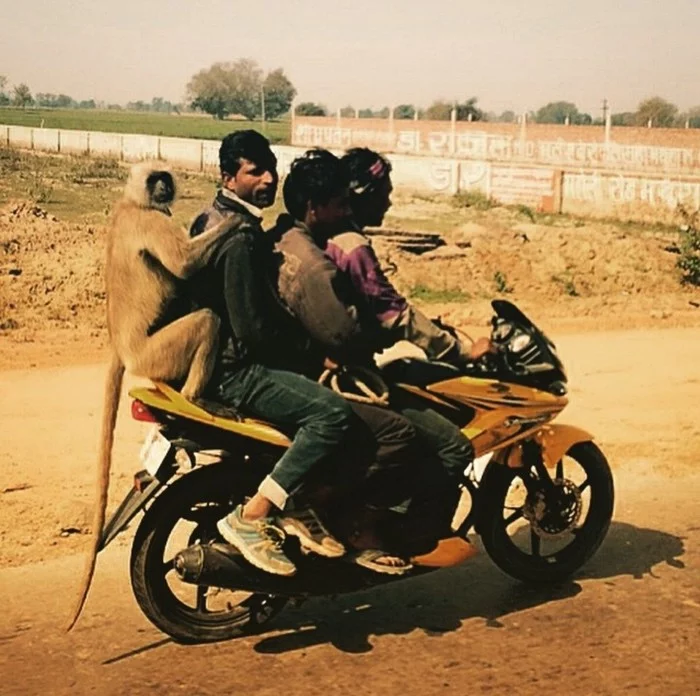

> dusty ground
[1,150,699,694]
[1,328,699,695]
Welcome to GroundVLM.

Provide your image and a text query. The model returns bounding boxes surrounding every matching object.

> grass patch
[493,270,513,294]
[452,189,497,211]
[0,107,290,144]
[551,274,580,296]
[408,284,471,303]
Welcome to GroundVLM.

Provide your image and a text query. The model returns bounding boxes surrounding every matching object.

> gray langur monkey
[67,161,239,630]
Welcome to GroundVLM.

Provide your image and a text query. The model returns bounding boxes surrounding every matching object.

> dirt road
[1,328,699,695]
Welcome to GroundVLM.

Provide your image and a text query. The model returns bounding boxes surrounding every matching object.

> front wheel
[130,463,288,644]
[478,441,614,583]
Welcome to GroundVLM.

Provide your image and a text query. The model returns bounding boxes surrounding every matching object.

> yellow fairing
[129,382,291,448]
[424,376,569,458]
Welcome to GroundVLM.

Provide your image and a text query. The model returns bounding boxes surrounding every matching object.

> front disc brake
[523,478,582,539]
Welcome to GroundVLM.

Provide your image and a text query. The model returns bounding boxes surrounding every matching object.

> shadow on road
[579,520,686,579]
[249,520,686,655]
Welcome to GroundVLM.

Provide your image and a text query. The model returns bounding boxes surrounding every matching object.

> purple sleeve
[343,244,408,325]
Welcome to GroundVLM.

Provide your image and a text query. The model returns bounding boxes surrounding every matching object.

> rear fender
[494,424,595,470]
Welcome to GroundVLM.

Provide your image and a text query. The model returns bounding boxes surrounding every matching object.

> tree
[0,75,7,93]
[78,99,96,109]
[263,68,296,119]
[634,96,678,127]
[340,105,356,118]
[425,100,452,120]
[187,59,271,120]
[425,98,483,121]
[535,101,587,124]
[296,101,327,116]
[611,111,635,126]
[498,110,516,123]
[358,108,374,118]
[685,106,700,128]
[395,104,415,119]
[13,83,33,108]
[455,97,483,121]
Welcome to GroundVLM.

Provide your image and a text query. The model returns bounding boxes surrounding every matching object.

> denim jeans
[391,389,474,480]
[214,363,354,509]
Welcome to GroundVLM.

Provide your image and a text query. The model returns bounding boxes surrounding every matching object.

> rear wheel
[478,441,614,583]
[130,463,288,644]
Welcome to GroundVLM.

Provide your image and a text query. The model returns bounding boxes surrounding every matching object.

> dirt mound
[0,196,697,346]
[0,200,106,333]
[391,221,683,300]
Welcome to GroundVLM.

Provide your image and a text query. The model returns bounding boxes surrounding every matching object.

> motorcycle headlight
[493,321,514,342]
[509,333,532,353]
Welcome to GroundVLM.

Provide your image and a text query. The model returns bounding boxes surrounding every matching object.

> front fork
[454,424,595,537]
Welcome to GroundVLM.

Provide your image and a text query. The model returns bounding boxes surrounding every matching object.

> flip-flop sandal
[350,549,413,575]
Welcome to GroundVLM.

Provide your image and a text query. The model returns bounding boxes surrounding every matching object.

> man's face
[223,157,278,208]
[308,189,352,238]
[357,176,393,227]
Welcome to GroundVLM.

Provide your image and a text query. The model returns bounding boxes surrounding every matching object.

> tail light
[131,399,158,423]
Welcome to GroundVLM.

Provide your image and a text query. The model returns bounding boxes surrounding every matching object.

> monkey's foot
[192,397,244,421]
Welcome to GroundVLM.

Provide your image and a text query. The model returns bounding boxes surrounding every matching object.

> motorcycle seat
[130,382,292,448]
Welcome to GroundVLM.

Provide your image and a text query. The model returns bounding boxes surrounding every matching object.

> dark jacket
[271,215,377,365]
[190,193,310,373]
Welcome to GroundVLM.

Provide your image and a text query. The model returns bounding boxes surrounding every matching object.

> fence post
[30,128,35,150]
[199,141,204,172]
[289,99,296,145]
[389,105,395,149]
[604,110,612,145]
[57,129,61,153]
[450,105,457,156]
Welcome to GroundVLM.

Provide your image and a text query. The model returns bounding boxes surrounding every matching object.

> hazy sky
[2,0,699,116]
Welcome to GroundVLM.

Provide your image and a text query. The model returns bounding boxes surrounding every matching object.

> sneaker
[216,504,296,576]
[279,508,346,558]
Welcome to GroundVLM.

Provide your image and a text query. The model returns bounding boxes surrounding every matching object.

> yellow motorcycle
[101,299,614,643]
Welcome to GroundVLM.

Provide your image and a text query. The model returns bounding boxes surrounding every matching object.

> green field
[0,108,290,143]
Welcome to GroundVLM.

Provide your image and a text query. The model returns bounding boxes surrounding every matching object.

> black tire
[478,441,614,584]
[130,463,288,644]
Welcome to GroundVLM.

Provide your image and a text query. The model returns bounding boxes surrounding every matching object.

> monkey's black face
[147,172,175,207]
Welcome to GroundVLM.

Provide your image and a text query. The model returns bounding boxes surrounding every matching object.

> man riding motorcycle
[190,132,427,575]
[306,147,492,508]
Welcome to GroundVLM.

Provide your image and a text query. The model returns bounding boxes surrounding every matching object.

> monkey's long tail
[66,354,125,631]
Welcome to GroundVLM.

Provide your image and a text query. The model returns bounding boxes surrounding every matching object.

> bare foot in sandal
[351,549,413,575]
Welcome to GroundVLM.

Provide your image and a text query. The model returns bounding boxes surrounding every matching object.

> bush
[677,226,700,285]
[676,206,700,286]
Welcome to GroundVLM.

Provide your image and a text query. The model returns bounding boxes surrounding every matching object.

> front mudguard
[493,423,595,471]
[471,424,595,535]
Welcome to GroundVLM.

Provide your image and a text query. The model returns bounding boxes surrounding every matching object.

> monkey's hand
[171,217,244,278]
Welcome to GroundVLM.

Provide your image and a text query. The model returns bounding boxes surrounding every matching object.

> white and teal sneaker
[217,504,296,576]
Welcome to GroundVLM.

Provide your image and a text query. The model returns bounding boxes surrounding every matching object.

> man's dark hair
[219,129,276,176]
[341,147,392,197]
[283,148,349,220]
